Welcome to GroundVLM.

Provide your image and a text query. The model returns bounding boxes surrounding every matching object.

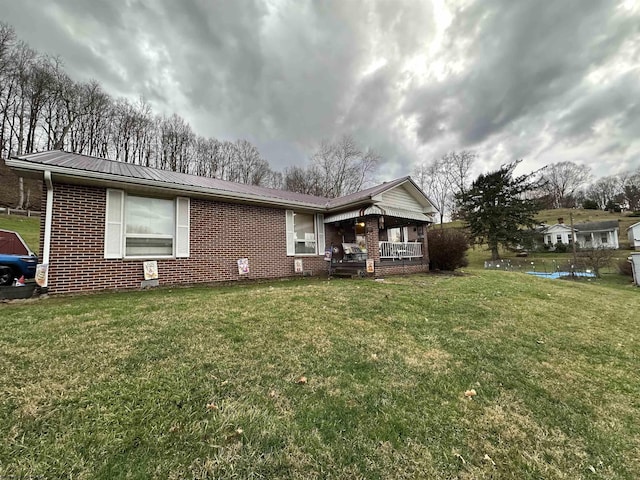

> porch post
[365,217,380,262]
[421,223,430,269]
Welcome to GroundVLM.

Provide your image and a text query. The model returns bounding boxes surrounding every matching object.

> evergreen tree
[456,161,542,260]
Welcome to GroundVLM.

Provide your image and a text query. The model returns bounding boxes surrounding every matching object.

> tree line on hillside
[414,153,640,225]
[0,23,377,208]
[2,20,637,214]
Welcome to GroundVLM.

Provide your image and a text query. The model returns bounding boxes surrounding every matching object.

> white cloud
[1,0,638,180]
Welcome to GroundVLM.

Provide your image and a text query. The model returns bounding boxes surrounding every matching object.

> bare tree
[0,22,17,157]
[234,139,271,185]
[622,169,640,211]
[577,247,615,278]
[413,158,451,227]
[540,161,592,208]
[285,135,378,198]
[443,150,476,196]
[585,175,620,210]
[284,165,322,195]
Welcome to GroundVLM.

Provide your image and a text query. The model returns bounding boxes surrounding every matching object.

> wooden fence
[0,207,41,217]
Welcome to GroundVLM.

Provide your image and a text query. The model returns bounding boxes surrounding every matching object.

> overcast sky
[2,0,639,181]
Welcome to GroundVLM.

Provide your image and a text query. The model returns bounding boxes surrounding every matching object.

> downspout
[40,171,54,288]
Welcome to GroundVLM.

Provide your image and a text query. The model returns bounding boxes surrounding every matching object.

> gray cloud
[1,0,639,179]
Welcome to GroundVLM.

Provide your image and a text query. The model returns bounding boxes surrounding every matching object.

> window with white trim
[285,210,325,256]
[104,189,190,259]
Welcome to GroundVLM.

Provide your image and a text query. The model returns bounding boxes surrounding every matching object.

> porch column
[365,217,380,262]
[421,223,429,268]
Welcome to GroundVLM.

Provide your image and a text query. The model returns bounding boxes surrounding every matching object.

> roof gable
[545,224,574,233]
[379,184,429,212]
[327,176,436,213]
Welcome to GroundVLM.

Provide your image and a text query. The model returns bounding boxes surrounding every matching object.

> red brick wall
[375,261,429,277]
[45,183,332,294]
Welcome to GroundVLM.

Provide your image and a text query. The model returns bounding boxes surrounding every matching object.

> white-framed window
[556,234,562,243]
[387,227,408,243]
[600,233,608,243]
[285,210,325,256]
[104,189,190,259]
[568,233,573,243]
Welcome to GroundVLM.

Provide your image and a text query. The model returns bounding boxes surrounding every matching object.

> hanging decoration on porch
[237,258,250,275]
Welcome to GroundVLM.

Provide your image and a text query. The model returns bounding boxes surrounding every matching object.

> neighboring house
[6,151,437,295]
[628,222,640,250]
[538,218,620,250]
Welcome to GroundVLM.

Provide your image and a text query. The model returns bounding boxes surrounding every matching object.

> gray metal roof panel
[9,151,435,215]
[12,150,332,207]
[574,220,619,231]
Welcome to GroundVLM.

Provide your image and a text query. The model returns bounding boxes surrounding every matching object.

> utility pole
[570,212,578,267]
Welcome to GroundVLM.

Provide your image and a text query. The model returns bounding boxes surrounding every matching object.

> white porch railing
[379,241,422,259]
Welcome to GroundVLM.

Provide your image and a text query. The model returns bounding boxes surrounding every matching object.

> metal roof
[6,150,436,220]
[574,220,619,232]
[8,150,330,209]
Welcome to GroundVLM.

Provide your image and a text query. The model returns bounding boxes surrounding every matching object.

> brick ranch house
[6,151,437,295]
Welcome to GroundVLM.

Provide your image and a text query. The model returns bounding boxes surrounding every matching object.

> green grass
[1,272,639,478]
[0,214,40,254]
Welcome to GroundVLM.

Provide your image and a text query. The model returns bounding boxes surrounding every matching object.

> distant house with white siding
[628,222,640,250]
[538,218,620,250]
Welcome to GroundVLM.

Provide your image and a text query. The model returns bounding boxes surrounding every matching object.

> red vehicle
[0,229,38,286]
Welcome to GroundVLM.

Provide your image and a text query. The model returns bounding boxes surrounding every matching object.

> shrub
[554,241,568,253]
[576,247,615,278]
[618,258,633,277]
[428,228,469,271]
[582,199,599,210]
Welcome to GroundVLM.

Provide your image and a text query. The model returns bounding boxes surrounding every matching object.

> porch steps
[330,267,366,279]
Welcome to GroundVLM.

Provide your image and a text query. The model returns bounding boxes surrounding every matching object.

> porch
[324,208,432,277]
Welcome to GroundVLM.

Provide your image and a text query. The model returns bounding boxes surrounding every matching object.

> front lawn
[1,272,639,478]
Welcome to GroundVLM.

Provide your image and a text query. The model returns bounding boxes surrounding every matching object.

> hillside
[0,159,42,210]
[444,208,637,248]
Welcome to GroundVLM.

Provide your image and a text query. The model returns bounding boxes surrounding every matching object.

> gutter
[41,171,53,288]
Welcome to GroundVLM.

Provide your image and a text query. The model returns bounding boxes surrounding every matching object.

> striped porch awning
[324,205,433,223]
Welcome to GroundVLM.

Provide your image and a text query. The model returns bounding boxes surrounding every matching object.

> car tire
[0,266,14,286]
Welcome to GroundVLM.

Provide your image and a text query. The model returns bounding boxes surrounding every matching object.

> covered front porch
[324,206,432,276]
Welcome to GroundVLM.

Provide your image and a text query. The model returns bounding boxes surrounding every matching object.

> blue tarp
[525,271,596,279]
